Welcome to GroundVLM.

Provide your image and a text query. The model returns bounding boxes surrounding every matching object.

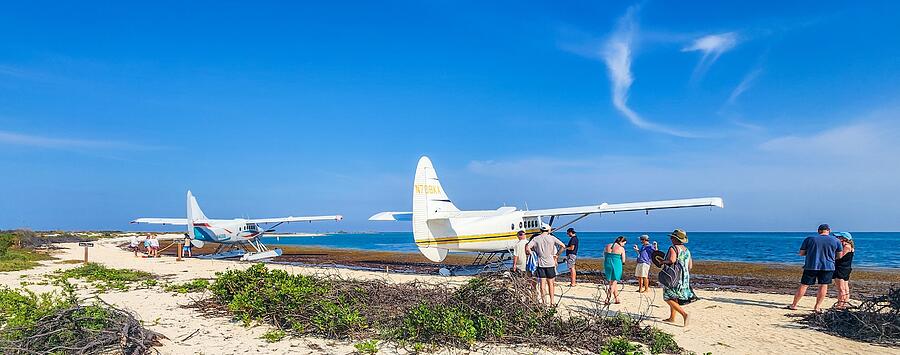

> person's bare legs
[611,280,620,303]
[790,284,808,309]
[814,284,828,312]
[548,277,556,304]
[833,280,845,308]
[569,266,576,287]
[845,280,851,305]
[538,277,546,304]
[664,300,689,326]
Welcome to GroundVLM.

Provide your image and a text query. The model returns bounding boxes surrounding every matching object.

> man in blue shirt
[632,234,657,293]
[789,224,843,312]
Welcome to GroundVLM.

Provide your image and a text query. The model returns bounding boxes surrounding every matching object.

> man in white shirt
[511,230,528,273]
[526,226,566,304]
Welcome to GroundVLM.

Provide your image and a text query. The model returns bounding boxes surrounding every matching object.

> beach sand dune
[1,243,894,355]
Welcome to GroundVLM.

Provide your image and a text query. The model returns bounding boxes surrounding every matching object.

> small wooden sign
[78,242,95,247]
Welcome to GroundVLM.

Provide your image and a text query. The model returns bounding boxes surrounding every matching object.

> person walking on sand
[564,228,579,287]
[129,234,140,257]
[662,229,695,326]
[789,224,842,312]
[833,232,855,309]
[633,235,657,293]
[603,236,627,304]
[511,230,528,273]
[526,225,566,305]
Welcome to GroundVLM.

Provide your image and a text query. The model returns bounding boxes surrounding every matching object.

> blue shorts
[801,270,833,285]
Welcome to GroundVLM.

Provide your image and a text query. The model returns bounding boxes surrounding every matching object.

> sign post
[78,242,94,263]
[176,240,183,261]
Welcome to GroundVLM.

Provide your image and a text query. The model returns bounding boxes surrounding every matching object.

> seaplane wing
[369,212,413,221]
[521,197,724,218]
[130,218,189,225]
[246,215,343,224]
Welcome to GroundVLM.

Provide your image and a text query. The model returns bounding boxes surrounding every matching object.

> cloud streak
[683,32,739,82]
[0,130,159,151]
[601,7,698,138]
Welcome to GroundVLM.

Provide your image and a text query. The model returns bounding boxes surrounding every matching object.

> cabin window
[511,223,515,230]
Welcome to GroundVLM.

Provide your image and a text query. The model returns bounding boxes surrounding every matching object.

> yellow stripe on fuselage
[415,228,541,247]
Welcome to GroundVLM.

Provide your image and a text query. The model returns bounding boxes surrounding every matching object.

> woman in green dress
[603,236,627,304]
[662,229,695,326]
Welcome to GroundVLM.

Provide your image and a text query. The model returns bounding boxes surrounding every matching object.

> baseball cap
[833,231,853,240]
[540,225,551,231]
[639,234,650,241]
[566,228,575,233]
[818,224,831,232]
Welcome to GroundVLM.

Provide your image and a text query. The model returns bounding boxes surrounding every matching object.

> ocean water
[261,232,900,269]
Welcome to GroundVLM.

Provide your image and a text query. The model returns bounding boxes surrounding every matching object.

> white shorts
[635,263,651,278]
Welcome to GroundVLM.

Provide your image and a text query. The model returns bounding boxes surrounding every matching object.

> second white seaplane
[371,156,723,273]
[132,190,342,261]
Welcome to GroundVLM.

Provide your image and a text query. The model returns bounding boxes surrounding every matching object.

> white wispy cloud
[0,130,159,151]
[683,32,739,82]
[727,68,762,105]
[601,6,698,138]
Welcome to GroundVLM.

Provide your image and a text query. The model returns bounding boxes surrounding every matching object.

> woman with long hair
[603,236,627,304]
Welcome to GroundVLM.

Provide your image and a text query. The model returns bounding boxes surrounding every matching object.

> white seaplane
[132,191,342,261]
[371,156,723,273]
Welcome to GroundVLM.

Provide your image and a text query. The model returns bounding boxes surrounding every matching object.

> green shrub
[0,248,54,272]
[601,337,640,354]
[0,234,17,256]
[648,328,680,354]
[261,329,286,343]
[165,279,210,293]
[54,263,155,292]
[354,339,379,354]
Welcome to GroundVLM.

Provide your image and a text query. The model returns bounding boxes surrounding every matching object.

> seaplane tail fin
[187,190,208,221]
[412,156,455,262]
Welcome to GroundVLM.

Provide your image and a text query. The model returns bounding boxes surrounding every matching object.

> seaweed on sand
[800,287,900,346]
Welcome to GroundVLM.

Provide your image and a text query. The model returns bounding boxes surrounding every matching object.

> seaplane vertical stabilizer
[412,156,453,262]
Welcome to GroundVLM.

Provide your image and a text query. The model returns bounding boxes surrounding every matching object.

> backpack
[658,247,684,289]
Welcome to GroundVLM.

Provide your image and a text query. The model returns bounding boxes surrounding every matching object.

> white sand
[1,243,893,355]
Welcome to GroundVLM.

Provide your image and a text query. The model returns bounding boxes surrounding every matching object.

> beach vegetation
[800,287,900,346]
[165,279,210,293]
[600,337,641,354]
[0,280,160,353]
[261,329,286,343]
[0,247,55,272]
[53,263,156,292]
[354,339,379,354]
[197,263,682,353]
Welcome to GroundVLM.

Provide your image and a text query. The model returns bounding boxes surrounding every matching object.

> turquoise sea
[262,232,900,269]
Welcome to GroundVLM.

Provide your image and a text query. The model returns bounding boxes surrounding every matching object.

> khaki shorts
[635,263,651,278]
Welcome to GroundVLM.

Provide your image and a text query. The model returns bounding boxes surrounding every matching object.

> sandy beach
[2,242,895,355]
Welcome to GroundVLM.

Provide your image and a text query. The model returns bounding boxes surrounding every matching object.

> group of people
[510,226,698,326]
[789,224,855,312]
[127,233,194,258]
[600,229,696,326]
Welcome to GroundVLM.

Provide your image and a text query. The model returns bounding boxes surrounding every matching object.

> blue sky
[2,1,899,232]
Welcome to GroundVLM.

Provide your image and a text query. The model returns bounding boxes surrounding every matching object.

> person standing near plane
[526,225,567,305]
[149,235,160,257]
[511,230,528,273]
[129,235,140,257]
[564,228,579,287]
[633,235,657,293]
[182,233,193,258]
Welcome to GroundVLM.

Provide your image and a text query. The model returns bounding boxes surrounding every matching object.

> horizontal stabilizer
[131,218,189,225]
[369,212,413,221]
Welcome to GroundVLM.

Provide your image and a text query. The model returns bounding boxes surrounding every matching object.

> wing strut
[550,213,590,233]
